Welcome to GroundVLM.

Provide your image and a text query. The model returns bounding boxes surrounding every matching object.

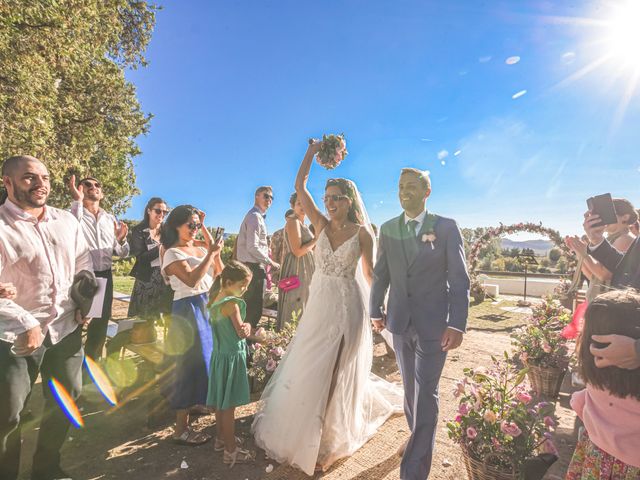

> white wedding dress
[252,228,403,475]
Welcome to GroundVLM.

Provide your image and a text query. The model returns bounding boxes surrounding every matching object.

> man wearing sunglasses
[68,175,129,364]
[236,186,280,333]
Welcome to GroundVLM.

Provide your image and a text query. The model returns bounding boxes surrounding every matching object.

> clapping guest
[568,197,637,300]
[276,193,316,330]
[127,198,174,342]
[68,175,130,361]
[1,156,91,480]
[161,205,223,445]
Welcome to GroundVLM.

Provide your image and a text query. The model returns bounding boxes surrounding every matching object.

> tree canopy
[0,0,158,213]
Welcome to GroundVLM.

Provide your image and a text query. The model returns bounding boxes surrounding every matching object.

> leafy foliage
[0,0,158,214]
[447,358,557,472]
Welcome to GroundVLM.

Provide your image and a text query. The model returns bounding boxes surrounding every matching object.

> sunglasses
[263,193,274,201]
[82,181,101,189]
[152,208,170,216]
[187,222,202,230]
[323,194,349,203]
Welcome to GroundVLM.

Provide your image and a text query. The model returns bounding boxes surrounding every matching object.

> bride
[251,140,403,475]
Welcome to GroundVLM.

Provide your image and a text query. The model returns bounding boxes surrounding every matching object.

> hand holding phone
[214,227,225,243]
[586,193,617,228]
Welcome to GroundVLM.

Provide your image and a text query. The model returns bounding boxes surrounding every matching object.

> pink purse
[278,275,300,292]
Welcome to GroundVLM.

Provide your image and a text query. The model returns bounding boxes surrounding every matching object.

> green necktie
[407,220,419,237]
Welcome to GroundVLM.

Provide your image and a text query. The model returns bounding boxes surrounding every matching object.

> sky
[124,0,640,238]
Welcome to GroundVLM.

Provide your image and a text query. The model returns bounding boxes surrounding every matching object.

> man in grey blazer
[370,168,470,480]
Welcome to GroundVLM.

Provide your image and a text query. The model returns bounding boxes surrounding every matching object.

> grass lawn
[467,299,528,332]
[113,275,135,295]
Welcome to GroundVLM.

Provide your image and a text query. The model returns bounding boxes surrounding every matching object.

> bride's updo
[325,178,365,225]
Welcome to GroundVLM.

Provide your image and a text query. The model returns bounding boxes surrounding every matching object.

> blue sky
[125,0,640,237]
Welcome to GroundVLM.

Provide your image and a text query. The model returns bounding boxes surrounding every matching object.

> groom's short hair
[401,168,431,191]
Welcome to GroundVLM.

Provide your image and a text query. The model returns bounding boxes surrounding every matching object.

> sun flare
[605,1,640,69]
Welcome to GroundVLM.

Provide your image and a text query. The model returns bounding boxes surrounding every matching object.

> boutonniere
[421,213,438,249]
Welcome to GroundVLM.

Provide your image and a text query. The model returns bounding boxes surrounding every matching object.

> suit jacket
[370,213,470,340]
[128,224,160,283]
[590,236,640,290]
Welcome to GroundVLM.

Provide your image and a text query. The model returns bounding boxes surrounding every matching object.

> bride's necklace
[330,222,349,232]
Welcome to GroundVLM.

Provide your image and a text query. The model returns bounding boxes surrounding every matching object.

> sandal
[172,428,211,446]
[214,435,243,452]
[223,447,255,468]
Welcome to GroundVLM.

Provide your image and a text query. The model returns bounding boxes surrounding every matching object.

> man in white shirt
[236,186,280,330]
[68,175,129,362]
[0,155,91,480]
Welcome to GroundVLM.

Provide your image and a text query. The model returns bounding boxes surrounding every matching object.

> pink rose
[542,342,552,353]
[458,403,471,415]
[516,392,532,404]
[466,427,478,440]
[455,415,463,423]
[266,359,277,372]
[500,421,522,437]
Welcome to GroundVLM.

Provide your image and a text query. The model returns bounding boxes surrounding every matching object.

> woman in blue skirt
[161,205,224,445]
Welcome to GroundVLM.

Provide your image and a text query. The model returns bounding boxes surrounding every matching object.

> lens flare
[48,378,84,428]
[104,356,139,388]
[84,356,118,406]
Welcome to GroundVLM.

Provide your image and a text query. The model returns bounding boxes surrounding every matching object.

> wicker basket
[461,447,520,480]
[526,362,567,399]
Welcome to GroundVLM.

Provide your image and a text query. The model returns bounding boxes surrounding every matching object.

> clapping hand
[565,235,588,258]
[0,282,17,299]
[114,220,128,243]
[68,174,84,201]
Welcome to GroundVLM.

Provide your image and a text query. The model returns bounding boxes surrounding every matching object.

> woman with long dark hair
[161,205,224,445]
[127,198,173,342]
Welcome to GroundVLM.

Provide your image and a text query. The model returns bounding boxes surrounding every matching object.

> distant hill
[501,239,553,256]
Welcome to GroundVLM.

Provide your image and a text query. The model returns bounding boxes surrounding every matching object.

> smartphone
[214,227,225,243]
[586,193,618,228]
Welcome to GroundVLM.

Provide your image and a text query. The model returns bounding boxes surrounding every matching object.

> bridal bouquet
[312,134,348,170]
[447,358,558,473]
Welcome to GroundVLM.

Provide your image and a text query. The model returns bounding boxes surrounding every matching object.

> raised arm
[295,141,328,234]
[164,242,221,289]
[285,217,316,258]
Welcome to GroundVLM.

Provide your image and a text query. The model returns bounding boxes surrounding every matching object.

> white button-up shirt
[404,210,427,236]
[70,201,129,271]
[0,199,92,344]
[236,206,271,265]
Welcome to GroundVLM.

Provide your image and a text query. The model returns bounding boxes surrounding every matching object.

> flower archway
[467,222,576,278]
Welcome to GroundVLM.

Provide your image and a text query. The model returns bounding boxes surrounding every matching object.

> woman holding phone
[161,205,224,445]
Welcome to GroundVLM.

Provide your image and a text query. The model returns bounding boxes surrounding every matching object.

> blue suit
[370,213,470,479]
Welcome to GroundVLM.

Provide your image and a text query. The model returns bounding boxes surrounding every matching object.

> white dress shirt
[236,206,271,265]
[0,199,92,344]
[70,201,129,271]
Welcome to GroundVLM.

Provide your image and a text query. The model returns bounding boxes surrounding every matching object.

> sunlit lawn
[467,299,528,332]
[113,276,135,296]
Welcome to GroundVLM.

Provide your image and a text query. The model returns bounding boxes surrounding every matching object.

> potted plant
[511,297,571,399]
[447,357,558,480]
[247,311,299,393]
[470,277,487,303]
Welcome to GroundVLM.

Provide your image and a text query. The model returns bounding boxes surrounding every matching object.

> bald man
[0,155,91,480]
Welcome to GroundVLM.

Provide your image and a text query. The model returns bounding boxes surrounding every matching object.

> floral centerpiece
[311,134,347,170]
[511,296,572,398]
[447,358,558,479]
[248,311,300,389]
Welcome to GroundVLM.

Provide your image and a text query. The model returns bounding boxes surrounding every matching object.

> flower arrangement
[470,277,487,303]
[248,310,300,383]
[466,222,577,278]
[312,134,347,170]
[511,296,572,369]
[447,357,558,473]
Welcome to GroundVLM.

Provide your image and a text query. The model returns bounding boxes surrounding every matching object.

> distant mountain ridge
[501,239,553,255]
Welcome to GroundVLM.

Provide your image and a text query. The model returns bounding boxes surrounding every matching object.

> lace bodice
[314,229,361,279]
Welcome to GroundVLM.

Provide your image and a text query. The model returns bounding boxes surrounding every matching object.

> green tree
[548,247,562,263]
[0,0,158,214]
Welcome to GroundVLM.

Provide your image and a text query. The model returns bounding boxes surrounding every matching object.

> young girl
[207,261,255,467]
[566,290,640,479]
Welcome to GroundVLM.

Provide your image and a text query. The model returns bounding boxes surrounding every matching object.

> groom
[370,168,470,480]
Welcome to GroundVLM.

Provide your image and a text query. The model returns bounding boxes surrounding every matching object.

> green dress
[206,296,250,410]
